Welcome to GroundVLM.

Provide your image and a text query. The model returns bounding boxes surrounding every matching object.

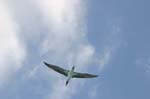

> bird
[43,62,98,86]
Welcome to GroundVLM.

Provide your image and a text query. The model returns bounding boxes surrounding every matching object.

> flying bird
[43,62,98,86]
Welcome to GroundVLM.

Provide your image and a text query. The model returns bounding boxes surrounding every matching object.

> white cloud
[35,0,87,56]
[88,85,99,99]
[44,44,94,99]
[75,44,95,67]
[30,0,96,99]
[0,0,122,98]
[0,1,25,87]
[98,48,112,70]
[30,0,123,98]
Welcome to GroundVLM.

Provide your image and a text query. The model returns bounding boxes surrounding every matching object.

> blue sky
[0,0,150,99]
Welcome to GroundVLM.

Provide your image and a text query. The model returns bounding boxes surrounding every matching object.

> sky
[0,0,150,99]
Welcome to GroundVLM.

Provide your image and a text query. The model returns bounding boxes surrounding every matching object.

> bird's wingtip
[94,75,99,77]
[43,61,48,65]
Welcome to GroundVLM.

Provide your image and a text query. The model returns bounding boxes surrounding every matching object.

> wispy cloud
[88,20,122,99]
[31,0,96,99]
[28,1,123,99]
[0,0,93,98]
[88,85,99,99]
[0,1,25,88]
[97,21,122,71]
[0,0,122,98]
[136,57,150,74]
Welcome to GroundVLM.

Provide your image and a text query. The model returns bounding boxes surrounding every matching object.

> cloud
[0,0,122,98]
[136,58,150,74]
[29,1,122,99]
[97,22,122,71]
[30,0,96,99]
[85,19,122,99]
[0,1,25,88]
[98,48,112,70]
[88,85,99,99]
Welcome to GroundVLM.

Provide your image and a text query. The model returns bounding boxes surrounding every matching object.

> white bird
[43,62,98,86]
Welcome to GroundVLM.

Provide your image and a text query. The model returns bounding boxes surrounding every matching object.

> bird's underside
[43,62,98,78]
[43,62,98,86]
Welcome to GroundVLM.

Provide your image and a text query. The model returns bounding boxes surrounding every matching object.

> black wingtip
[65,80,69,86]
[95,75,99,77]
[92,75,99,78]
[43,61,48,66]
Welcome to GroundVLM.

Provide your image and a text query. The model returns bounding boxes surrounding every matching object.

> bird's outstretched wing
[72,72,98,78]
[43,62,69,77]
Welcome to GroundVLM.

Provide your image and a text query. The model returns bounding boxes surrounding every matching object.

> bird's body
[43,62,98,86]
[66,66,75,85]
